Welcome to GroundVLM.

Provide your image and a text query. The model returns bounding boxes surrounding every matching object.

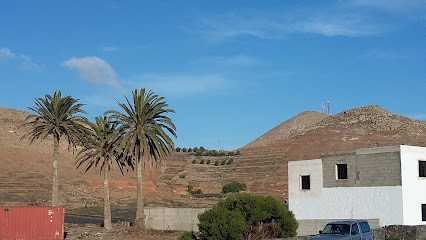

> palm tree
[107,88,177,229]
[21,91,88,206]
[76,116,125,230]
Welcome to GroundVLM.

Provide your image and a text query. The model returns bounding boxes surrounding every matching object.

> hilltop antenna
[322,99,330,114]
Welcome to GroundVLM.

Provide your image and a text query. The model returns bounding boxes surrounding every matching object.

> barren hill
[1,105,425,207]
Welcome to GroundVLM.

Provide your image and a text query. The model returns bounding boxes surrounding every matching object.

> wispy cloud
[0,48,16,59]
[195,55,259,67]
[196,11,387,41]
[0,48,41,70]
[127,73,227,97]
[100,46,118,52]
[62,56,121,88]
[408,114,426,121]
[358,49,407,61]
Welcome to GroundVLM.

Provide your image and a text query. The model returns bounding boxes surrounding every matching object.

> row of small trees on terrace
[21,89,176,231]
[176,147,240,157]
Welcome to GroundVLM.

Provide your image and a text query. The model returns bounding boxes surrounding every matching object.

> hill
[1,105,425,207]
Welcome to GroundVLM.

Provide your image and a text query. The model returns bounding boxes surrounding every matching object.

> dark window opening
[337,164,348,179]
[422,204,426,221]
[301,175,310,190]
[419,161,426,177]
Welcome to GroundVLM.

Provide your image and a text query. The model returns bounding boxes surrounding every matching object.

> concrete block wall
[144,207,207,231]
[322,147,401,188]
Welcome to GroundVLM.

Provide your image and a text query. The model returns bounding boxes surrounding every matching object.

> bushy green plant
[182,148,187,152]
[178,231,198,240]
[214,160,219,166]
[207,160,211,164]
[199,146,205,152]
[188,148,192,152]
[221,160,226,165]
[227,158,233,164]
[193,147,199,153]
[176,147,181,152]
[195,150,202,156]
[187,184,203,195]
[229,151,235,156]
[192,159,197,164]
[222,181,247,194]
[218,194,298,238]
[198,205,246,240]
[200,160,205,164]
[236,150,241,155]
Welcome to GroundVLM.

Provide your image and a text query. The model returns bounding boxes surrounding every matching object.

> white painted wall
[289,186,404,226]
[288,159,323,198]
[400,145,426,225]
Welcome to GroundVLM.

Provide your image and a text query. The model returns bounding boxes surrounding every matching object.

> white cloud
[128,73,226,97]
[408,114,426,121]
[0,48,16,59]
[195,55,259,67]
[19,54,40,70]
[100,46,118,52]
[62,56,120,88]
[197,12,386,41]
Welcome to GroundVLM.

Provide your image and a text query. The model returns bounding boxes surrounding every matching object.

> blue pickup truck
[311,220,374,240]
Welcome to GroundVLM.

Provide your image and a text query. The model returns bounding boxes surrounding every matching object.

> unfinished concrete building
[288,145,426,228]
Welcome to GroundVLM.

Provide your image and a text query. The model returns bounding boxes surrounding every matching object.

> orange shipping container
[0,206,64,240]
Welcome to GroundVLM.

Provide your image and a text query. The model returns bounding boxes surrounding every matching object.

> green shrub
[195,150,202,156]
[192,159,197,164]
[221,160,226,165]
[199,146,205,152]
[200,160,205,164]
[179,173,187,179]
[227,158,233,164]
[198,205,246,240]
[236,150,241,155]
[176,147,181,152]
[229,151,235,156]
[214,160,219,166]
[207,160,211,164]
[187,184,203,195]
[219,151,225,156]
[218,194,298,239]
[178,231,198,240]
[193,147,199,153]
[222,181,247,194]
[188,148,192,152]
[182,148,187,152]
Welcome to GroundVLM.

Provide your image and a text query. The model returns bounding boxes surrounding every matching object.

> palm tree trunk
[52,136,59,206]
[135,154,145,229]
[104,163,112,230]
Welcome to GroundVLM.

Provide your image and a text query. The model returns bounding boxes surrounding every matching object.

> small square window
[422,204,426,221]
[336,164,347,180]
[301,175,310,190]
[419,161,426,177]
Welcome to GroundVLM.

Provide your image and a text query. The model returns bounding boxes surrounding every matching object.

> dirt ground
[65,223,182,240]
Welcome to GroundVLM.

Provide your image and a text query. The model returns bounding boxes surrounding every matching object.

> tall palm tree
[107,88,177,229]
[21,91,88,206]
[76,116,125,230]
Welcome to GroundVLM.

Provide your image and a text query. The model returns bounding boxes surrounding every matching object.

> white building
[288,145,426,227]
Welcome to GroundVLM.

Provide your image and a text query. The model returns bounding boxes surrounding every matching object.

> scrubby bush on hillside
[229,151,235,156]
[214,160,219,166]
[227,158,233,164]
[200,160,205,164]
[176,147,181,152]
[187,185,203,195]
[222,181,247,194]
[193,147,199,153]
[207,160,211,164]
[198,194,298,240]
[192,159,197,164]
[221,160,226,165]
[188,148,192,152]
[236,150,241,155]
[182,148,187,152]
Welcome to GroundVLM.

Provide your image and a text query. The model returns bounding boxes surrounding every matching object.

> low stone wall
[385,225,426,240]
[144,207,207,231]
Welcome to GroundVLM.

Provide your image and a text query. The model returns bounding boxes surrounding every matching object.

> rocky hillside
[1,105,425,207]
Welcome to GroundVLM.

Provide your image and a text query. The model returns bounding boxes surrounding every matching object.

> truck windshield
[322,224,350,235]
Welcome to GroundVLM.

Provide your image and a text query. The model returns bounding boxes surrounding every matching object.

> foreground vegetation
[180,194,298,240]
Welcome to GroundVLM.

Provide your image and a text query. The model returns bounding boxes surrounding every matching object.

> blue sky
[0,0,425,150]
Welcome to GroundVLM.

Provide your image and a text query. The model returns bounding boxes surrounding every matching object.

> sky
[0,0,425,150]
